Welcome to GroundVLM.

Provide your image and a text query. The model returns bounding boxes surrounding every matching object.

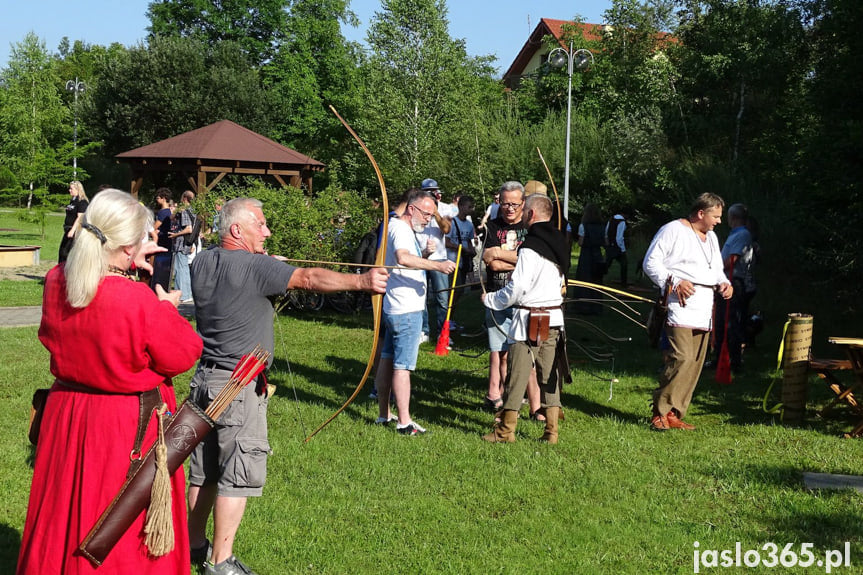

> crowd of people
[20,180,757,574]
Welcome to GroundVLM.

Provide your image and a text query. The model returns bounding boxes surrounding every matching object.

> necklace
[107,265,134,279]
[687,220,713,266]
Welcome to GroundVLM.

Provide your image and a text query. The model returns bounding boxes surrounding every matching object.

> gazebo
[116,120,325,198]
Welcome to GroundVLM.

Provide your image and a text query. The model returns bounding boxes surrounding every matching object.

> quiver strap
[79,400,215,566]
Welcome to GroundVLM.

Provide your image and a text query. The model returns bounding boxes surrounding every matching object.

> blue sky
[0,0,613,75]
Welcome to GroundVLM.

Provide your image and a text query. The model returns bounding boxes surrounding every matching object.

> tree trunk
[733,79,745,165]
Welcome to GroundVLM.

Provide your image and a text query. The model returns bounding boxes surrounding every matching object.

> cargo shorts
[187,362,271,497]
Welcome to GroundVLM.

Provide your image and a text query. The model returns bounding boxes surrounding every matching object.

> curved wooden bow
[536,147,563,231]
[304,105,388,442]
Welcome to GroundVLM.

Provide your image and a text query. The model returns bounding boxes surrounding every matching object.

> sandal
[483,396,503,411]
[529,408,547,422]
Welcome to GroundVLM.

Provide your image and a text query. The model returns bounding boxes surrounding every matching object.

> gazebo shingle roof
[116,120,324,168]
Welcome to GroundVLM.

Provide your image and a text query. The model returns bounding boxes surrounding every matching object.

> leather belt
[55,380,162,478]
[513,305,560,312]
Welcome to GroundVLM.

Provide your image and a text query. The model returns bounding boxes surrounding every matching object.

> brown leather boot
[539,406,560,444]
[482,409,518,443]
[666,409,695,430]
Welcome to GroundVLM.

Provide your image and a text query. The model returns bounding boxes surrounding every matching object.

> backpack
[185,210,203,247]
[353,228,379,266]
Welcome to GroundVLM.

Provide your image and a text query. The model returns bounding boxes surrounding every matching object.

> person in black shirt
[58,181,89,263]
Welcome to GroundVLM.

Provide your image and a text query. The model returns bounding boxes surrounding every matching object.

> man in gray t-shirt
[187,197,388,575]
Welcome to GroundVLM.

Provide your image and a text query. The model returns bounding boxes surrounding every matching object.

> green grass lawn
[0,209,60,306]
[1,290,861,574]
[0,280,44,306]
[0,208,64,260]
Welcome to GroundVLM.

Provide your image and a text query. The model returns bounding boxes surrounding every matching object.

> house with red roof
[502,18,608,90]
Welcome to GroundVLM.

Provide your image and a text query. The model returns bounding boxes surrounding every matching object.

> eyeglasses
[500,202,523,210]
[410,204,434,219]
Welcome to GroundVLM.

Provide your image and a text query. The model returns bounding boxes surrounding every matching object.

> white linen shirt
[643,219,728,330]
[483,248,564,343]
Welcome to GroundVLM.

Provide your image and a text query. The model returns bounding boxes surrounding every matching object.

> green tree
[673,0,809,171]
[361,0,499,193]
[85,35,273,157]
[799,0,863,282]
[0,33,73,207]
[147,0,289,65]
[263,0,365,183]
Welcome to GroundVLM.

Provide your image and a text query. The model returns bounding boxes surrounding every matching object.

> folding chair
[825,338,863,437]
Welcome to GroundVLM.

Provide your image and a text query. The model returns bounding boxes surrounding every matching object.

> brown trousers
[653,326,710,418]
[502,328,562,411]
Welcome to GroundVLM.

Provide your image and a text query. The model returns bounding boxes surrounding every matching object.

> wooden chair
[822,338,863,438]
[810,356,856,416]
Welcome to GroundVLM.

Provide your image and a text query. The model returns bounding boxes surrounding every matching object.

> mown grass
[1,288,862,574]
[0,208,64,260]
[0,280,44,306]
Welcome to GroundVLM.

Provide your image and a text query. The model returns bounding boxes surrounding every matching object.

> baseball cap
[421,178,440,191]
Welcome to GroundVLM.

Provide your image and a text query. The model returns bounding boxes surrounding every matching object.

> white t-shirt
[384,217,427,315]
[415,202,457,261]
[643,219,728,330]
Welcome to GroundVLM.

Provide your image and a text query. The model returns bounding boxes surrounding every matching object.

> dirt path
[0,261,54,281]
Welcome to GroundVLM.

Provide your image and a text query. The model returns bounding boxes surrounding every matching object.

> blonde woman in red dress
[17,189,202,574]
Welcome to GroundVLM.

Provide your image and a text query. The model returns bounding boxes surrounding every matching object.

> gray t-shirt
[191,247,295,367]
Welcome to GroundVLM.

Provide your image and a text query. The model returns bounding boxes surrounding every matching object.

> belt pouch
[28,388,51,445]
[528,309,551,346]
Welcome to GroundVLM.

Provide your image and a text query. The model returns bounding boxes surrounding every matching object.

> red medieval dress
[17,265,203,575]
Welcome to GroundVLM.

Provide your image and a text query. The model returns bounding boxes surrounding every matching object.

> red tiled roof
[503,18,606,82]
[503,18,675,87]
[116,120,324,168]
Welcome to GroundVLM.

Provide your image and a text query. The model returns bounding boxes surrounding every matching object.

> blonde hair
[70,181,89,202]
[65,189,152,308]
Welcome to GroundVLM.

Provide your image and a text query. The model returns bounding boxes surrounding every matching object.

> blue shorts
[485,308,513,353]
[381,310,423,371]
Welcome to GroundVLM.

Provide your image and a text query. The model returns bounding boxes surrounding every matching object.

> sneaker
[190,539,211,567]
[368,388,378,399]
[447,338,453,350]
[419,333,430,344]
[397,422,427,436]
[374,415,397,426]
[181,298,194,304]
[205,555,258,575]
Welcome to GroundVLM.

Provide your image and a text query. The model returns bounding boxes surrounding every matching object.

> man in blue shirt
[711,203,756,373]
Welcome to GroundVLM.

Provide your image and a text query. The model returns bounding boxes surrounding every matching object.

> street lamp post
[66,77,86,179]
[547,43,594,218]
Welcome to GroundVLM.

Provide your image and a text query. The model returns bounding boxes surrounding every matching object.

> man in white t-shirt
[374,189,456,435]
[642,193,732,432]
[414,178,455,343]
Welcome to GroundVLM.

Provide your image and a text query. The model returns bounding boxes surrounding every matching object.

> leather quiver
[79,400,214,566]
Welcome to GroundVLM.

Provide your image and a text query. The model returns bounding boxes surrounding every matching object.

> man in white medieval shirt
[481,194,570,444]
[643,193,733,431]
